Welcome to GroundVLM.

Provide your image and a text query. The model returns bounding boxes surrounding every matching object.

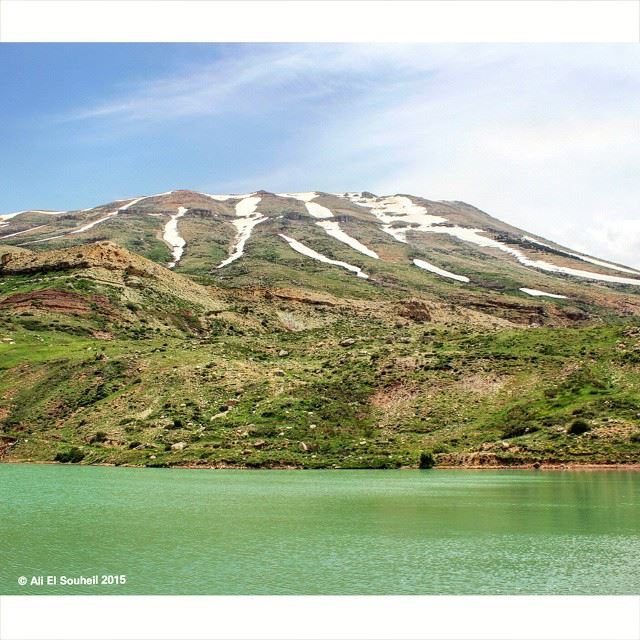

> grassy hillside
[1,244,638,468]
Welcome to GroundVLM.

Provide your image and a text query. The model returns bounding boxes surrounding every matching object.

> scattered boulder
[339,338,356,347]
[278,349,289,357]
[397,299,432,323]
[274,369,286,377]
[171,441,187,451]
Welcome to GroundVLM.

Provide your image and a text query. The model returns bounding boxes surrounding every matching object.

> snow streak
[413,258,470,282]
[279,233,369,279]
[164,207,188,268]
[519,288,568,299]
[217,196,265,268]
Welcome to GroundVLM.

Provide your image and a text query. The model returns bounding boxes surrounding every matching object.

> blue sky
[1,43,638,266]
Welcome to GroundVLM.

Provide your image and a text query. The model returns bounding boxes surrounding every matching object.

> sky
[1,43,638,267]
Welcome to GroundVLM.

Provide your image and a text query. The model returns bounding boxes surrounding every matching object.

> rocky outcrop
[397,299,432,322]
[0,289,113,316]
[0,241,224,311]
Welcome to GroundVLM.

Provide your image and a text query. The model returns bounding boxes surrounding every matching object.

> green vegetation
[419,451,436,469]
[1,278,638,468]
[54,447,85,463]
[1,193,639,470]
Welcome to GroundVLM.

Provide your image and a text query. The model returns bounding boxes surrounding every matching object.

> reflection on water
[1,466,639,594]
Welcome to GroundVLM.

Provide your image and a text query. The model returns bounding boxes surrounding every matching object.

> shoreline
[2,459,640,471]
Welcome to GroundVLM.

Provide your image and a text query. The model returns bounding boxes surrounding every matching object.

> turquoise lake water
[1,465,639,594]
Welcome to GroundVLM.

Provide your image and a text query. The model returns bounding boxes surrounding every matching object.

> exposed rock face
[0,289,113,316]
[1,241,167,276]
[0,241,223,311]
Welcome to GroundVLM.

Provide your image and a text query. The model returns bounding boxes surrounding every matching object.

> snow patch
[0,210,67,222]
[433,226,640,286]
[519,288,568,299]
[164,206,188,268]
[0,225,47,240]
[305,202,333,219]
[20,194,177,246]
[19,195,152,245]
[69,195,149,235]
[118,195,152,211]
[344,194,446,243]
[71,213,117,234]
[204,193,254,202]
[284,193,379,259]
[235,196,262,218]
[316,220,379,259]
[340,193,640,287]
[279,233,369,279]
[1,194,162,224]
[217,196,266,268]
[522,236,640,275]
[413,258,470,283]
[277,192,318,202]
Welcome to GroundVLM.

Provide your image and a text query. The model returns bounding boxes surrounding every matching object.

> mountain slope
[2,189,639,323]
[0,190,639,468]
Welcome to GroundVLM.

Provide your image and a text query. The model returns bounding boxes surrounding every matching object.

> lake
[1,465,639,594]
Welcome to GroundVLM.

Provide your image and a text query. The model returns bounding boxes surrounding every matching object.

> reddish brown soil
[0,289,112,316]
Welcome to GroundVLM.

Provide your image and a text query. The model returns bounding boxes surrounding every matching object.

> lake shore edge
[2,459,640,471]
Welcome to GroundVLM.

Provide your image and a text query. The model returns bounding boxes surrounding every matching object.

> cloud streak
[52,44,640,268]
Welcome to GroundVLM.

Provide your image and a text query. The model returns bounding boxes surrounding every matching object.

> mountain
[1,190,639,468]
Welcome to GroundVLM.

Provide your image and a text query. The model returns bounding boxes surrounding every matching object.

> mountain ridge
[2,189,639,307]
[2,189,637,278]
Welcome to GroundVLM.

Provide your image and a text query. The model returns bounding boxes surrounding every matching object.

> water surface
[1,465,639,594]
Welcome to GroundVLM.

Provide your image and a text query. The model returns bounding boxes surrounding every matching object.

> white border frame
[0,1,639,42]
[1,595,639,640]
[1,2,639,639]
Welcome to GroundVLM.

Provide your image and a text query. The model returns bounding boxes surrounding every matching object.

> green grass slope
[1,241,638,468]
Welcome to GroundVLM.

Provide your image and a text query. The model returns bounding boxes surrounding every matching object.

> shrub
[432,443,450,454]
[90,431,108,443]
[419,451,436,469]
[54,448,85,463]
[502,424,527,438]
[568,419,590,435]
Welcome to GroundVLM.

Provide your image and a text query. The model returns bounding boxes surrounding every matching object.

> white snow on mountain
[316,220,379,259]
[520,288,568,299]
[413,258,470,283]
[522,236,640,275]
[283,193,379,259]
[279,233,369,279]
[164,206,188,268]
[217,196,266,268]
